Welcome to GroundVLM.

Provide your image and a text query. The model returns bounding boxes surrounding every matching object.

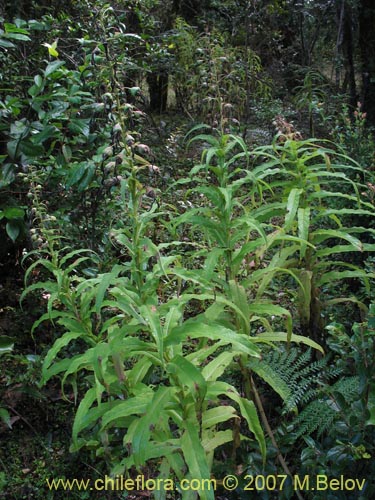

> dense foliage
[1,1,375,499]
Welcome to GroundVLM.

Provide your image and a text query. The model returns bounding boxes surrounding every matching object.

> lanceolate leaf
[94,266,123,314]
[132,386,174,465]
[228,394,266,463]
[316,243,374,258]
[202,406,237,429]
[201,351,237,381]
[318,269,374,286]
[298,207,310,258]
[201,429,235,454]
[255,331,324,353]
[248,303,293,338]
[44,59,65,76]
[285,188,303,231]
[166,321,260,358]
[72,387,95,445]
[42,331,89,382]
[311,229,363,250]
[100,391,152,430]
[228,280,250,335]
[167,355,207,403]
[180,421,214,500]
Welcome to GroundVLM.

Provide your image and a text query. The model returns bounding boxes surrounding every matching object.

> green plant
[252,347,343,416]
[172,19,270,123]
[22,121,375,497]
[0,335,14,429]
[0,7,153,252]
[285,306,375,499]
[240,306,375,499]
[0,206,26,242]
[294,69,330,136]
[180,130,375,343]
[248,138,375,343]
[22,146,271,500]
[331,102,375,177]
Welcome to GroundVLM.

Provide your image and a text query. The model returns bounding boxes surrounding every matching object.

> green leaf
[201,351,237,382]
[248,303,293,339]
[228,280,250,335]
[66,163,95,190]
[298,208,310,258]
[129,86,141,96]
[3,207,24,219]
[201,429,234,454]
[0,39,15,48]
[20,140,44,157]
[0,164,16,187]
[44,60,65,77]
[318,269,373,286]
[167,355,207,403]
[139,304,164,358]
[68,118,90,137]
[166,320,260,358]
[62,144,72,162]
[72,387,96,444]
[100,392,151,430]
[42,330,88,382]
[43,41,59,57]
[316,243,375,258]
[94,267,123,314]
[0,408,11,428]
[32,125,59,144]
[202,406,237,429]
[235,396,266,463]
[28,20,47,30]
[311,229,363,250]
[285,188,303,231]
[180,421,214,500]
[4,32,30,41]
[248,359,290,402]
[0,336,14,354]
[255,331,324,353]
[4,23,29,35]
[132,386,173,465]
[6,221,20,242]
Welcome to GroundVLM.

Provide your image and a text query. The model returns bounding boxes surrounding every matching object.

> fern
[260,347,343,413]
[331,375,360,402]
[293,376,360,440]
[256,347,362,441]
[293,399,338,439]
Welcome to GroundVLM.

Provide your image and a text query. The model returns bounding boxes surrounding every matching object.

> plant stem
[249,375,305,500]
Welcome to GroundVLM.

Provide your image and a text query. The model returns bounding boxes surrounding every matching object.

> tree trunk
[359,0,375,125]
[343,1,357,109]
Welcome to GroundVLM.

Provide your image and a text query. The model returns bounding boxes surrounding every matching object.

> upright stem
[249,375,305,500]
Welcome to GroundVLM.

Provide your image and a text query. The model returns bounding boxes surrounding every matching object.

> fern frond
[262,347,345,413]
[332,376,360,402]
[293,399,337,439]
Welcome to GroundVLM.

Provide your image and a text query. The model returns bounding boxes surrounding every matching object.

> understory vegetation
[1,1,375,499]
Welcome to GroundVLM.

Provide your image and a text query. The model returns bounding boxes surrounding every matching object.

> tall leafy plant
[24,125,373,496]
[247,138,375,342]
[23,148,270,500]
